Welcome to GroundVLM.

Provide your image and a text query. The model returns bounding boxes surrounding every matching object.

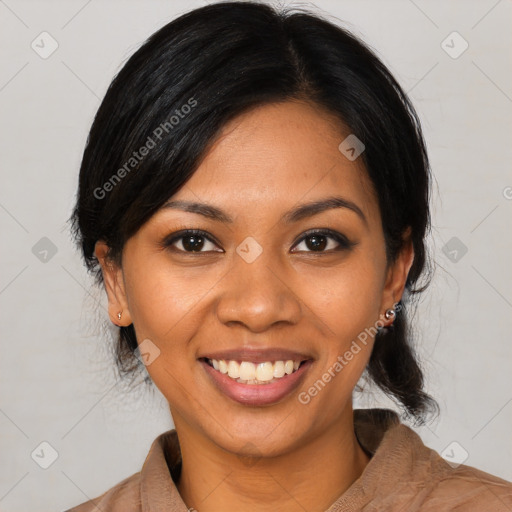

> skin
[95,100,414,512]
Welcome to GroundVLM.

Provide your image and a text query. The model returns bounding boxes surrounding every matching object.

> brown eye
[304,234,328,251]
[164,230,223,253]
[292,229,355,253]
[181,233,207,252]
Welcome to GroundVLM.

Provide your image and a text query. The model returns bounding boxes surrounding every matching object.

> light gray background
[1,0,511,510]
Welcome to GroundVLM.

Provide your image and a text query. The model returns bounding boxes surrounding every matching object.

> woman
[66,1,512,510]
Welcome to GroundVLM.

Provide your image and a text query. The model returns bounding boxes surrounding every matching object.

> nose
[215,248,302,333]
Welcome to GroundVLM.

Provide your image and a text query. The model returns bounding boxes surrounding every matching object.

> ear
[380,228,414,325]
[94,240,133,326]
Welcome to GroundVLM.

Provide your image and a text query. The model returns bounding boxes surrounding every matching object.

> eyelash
[162,228,355,254]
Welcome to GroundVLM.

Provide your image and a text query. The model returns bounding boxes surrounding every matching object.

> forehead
[173,101,379,223]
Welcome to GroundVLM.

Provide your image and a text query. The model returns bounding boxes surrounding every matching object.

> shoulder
[421,459,512,511]
[395,423,512,510]
[62,428,181,512]
[359,411,512,511]
[63,471,142,512]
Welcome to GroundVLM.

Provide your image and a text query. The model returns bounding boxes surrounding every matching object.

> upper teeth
[209,359,301,382]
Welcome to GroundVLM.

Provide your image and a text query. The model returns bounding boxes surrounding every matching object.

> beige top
[65,408,512,511]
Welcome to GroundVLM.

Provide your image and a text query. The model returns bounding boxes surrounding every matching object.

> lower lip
[200,359,313,406]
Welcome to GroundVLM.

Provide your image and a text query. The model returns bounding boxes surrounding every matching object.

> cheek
[301,256,385,389]
[307,258,385,339]
[121,255,226,399]
[123,255,219,341]
[121,263,207,405]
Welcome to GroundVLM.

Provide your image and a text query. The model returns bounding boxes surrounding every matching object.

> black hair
[69,1,438,425]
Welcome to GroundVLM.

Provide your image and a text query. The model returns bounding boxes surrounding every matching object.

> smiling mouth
[200,357,308,385]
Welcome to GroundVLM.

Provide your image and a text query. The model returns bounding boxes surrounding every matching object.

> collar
[139,408,420,511]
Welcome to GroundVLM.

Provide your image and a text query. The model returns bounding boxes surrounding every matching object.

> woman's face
[97,100,412,457]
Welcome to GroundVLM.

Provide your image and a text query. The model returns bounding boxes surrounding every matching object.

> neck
[174,406,370,512]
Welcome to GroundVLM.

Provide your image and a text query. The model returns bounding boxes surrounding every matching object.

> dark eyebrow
[161,196,366,225]
[281,196,367,225]
[162,200,234,223]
